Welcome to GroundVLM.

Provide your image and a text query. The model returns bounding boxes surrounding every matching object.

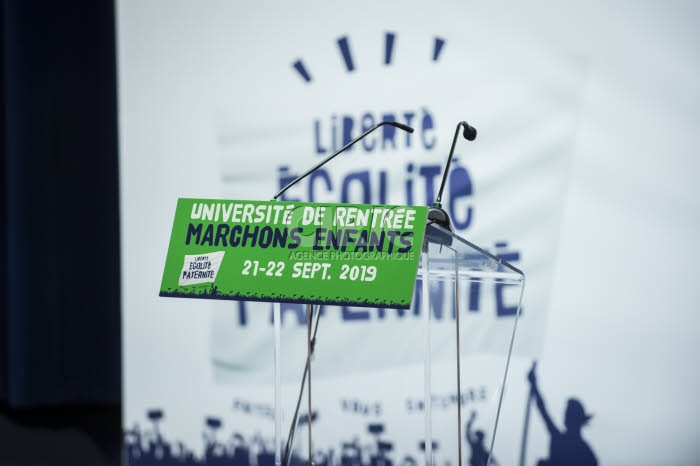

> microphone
[426,120,477,245]
[273,121,414,200]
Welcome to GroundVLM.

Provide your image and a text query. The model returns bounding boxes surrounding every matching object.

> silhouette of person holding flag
[466,411,498,466]
[526,364,597,466]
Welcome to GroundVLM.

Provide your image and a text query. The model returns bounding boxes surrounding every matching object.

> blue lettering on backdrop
[278,161,469,210]
[279,106,479,237]
[342,116,354,149]
[361,113,376,151]
[237,301,247,326]
[232,399,274,420]
[278,107,482,251]
[314,120,326,155]
[421,109,436,150]
[342,306,370,321]
[405,389,488,413]
[378,171,387,204]
[405,163,415,205]
[418,165,442,207]
[494,242,521,316]
[270,106,526,326]
[278,166,301,202]
[381,114,397,150]
[312,108,435,155]
[308,168,332,202]
[340,398,383,417]
[341,171,371,204]
[447,157,473,230]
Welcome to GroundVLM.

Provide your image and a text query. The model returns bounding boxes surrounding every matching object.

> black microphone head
[389,122,415,133]
[425,203,454,248]
[461,121,477,141]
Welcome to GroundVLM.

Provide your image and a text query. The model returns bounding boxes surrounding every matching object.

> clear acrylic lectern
[273,223,524,466]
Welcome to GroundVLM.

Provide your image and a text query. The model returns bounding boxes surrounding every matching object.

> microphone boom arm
[273,121,414,200]
[427,120,476,236]
[435,121,476,205]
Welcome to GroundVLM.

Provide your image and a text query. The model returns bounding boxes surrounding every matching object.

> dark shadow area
[0,403,121,466]
[1,0,122,464]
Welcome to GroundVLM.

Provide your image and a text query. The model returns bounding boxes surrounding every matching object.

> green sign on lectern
[159,198,428,309]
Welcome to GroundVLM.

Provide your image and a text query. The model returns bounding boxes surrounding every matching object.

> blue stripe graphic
[337,36,355,72]
[292,59,312,82]
[432,37,446,62]
[384,32,396,65]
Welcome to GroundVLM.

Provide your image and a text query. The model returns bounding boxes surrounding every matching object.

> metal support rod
[306,304,313,466]
[455,256,463,466]
[421,251,433,466]
[273,303,282,466]
[282,306,322,466]
[487,280,526,466]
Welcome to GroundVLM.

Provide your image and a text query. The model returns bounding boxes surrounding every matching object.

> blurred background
[2,1,699,465]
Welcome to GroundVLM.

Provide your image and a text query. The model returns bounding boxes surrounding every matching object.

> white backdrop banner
[208,11,583,384]
[119,1,588,465]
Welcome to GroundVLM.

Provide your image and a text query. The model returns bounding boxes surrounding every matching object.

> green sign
[159,199,428,309]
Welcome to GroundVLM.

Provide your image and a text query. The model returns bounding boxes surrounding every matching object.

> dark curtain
[1,0,121,408]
